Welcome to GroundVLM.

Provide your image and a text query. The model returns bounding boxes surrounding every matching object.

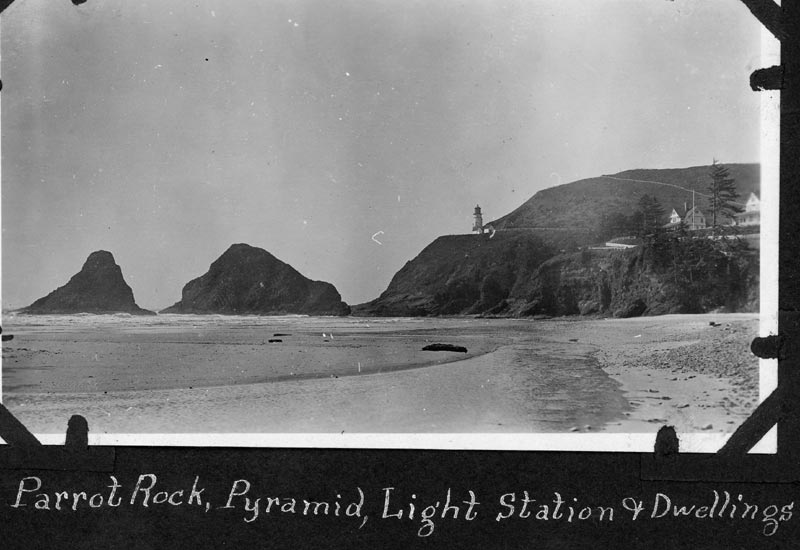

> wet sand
[534,314,760,434]
[2,315,503,393]
[1,313,759,437]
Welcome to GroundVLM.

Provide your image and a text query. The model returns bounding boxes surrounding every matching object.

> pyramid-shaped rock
[21,250,154,315]
[162,243,350,316]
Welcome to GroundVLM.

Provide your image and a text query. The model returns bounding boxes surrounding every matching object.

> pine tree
[637,194,665,236]
[707,160,742,229]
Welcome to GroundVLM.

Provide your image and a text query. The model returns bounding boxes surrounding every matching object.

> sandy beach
[1,313,759,438]
[538,314,760,434]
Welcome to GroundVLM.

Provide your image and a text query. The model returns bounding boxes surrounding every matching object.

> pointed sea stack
[20,250,154,315]
[161,243,350,316]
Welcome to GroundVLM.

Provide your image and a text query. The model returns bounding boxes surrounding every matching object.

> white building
[684,207,707,230]
[734,192,760,226]
[664,206,707,230]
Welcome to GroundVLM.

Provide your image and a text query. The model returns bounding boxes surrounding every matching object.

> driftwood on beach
[422,343,468,353]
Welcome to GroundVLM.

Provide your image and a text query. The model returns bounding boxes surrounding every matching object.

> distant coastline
[8,163,760,322]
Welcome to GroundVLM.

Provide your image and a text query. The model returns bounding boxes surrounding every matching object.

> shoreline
[2,313,759,436]
[4,343,626,434]
[4,344,505,395]
[576,314,759,433]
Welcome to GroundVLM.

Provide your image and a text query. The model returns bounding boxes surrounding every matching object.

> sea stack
[20,250,154,315]
[161,243,350,316]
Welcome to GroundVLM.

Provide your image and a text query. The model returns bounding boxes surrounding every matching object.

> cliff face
[20,251,154,315]
[356,235,758,319]
[506,244,759,318]
[353,232,555,316]
[162,243,350,316]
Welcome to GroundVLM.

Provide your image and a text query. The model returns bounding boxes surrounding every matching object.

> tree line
[597,161,744,241]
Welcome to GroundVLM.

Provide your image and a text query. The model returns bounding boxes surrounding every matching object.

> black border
[1,2,798,547]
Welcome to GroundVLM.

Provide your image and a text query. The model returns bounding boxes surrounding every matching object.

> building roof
[744,192,760,211]
[685,206,705,218]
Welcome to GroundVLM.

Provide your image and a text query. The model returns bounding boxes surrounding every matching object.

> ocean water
[4,311,412,331]
[2,313,630,433]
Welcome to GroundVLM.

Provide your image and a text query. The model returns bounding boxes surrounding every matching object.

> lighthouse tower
[472,205,484,234]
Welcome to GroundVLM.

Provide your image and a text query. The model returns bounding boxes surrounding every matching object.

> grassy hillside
[490,163,760,233]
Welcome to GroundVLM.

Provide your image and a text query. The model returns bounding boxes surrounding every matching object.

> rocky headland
[354,238,757,318]
[354,231,555,316]
[355,164,760,318]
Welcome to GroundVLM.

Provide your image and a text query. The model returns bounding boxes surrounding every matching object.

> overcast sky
[2,0,764,309]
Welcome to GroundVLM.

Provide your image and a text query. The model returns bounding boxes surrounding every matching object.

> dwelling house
[663,206,707,230]
[684,207,707,230]
[734,192,760,226]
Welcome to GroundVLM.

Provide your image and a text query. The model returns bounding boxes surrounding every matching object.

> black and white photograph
[1,0,778,451]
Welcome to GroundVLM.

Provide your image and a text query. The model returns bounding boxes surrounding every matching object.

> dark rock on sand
[162,243,350,316]
[20,251,154,315]
[422,343,468,353]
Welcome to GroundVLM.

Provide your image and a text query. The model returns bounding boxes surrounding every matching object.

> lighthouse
[472,205,484,234]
